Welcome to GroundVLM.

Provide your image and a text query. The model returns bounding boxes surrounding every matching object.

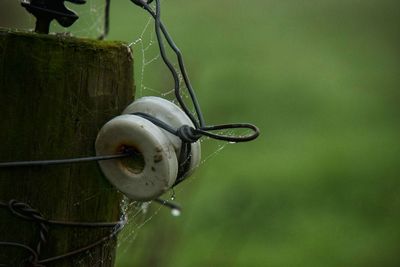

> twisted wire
[0,0,259,170]
[0,200,126,266]
[132,0,259,142]
[0,0,258,264]
[7,200,50,260]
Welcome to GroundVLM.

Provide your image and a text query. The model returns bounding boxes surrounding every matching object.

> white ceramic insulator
[123,96,201,177]
[95,114,178,200]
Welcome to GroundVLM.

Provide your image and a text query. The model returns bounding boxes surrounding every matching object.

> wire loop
[135,0,260,143]
[0,0,259,173]
[177,125,202,143]
[0,200,126,266]
[0,242,42,267]
[197,123,260,142]
[133,112,259,144]
[0,1,259,264]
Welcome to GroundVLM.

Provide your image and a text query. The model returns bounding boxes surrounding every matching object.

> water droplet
[171,209,181,217]
[170,188,176,200]
[141,202,150,214]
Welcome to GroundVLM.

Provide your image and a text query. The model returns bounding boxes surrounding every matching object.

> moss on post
[0,29,134,266]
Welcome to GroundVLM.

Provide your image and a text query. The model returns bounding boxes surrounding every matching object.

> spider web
[68,1,251,264]
[24,0,245,265]
[115,3,256,263]
[51,0,107,38]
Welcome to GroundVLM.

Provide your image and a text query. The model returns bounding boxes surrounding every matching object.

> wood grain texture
[0,29,134,266]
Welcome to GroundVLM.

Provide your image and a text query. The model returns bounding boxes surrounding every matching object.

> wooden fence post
[0,29,134,266]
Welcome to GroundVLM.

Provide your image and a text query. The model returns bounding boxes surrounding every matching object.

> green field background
[1,0,400,266]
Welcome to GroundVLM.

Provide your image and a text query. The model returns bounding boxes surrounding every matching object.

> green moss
[0,28,134,266]
[0,27,127,50]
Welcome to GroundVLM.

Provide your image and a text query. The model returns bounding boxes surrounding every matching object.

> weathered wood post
[0,29,134,266]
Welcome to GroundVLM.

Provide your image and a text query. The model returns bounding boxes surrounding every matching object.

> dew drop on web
[171,208,181,217]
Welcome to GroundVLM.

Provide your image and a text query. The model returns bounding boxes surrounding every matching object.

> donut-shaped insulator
[95,114,178,200]
[123,96,201,177]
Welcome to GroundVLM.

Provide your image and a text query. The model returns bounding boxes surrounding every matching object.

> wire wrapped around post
[0,200,125,266]
[0,29,133,266]
[1,0,259,265]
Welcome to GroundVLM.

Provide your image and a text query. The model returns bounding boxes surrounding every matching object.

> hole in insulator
[120,145,145,174]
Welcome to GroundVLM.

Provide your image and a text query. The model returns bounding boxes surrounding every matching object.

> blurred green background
[1,0,400,266]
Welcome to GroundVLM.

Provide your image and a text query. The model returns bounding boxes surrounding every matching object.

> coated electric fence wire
[0,0,259,265]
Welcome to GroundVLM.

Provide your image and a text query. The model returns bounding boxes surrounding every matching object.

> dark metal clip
[130,0,154,8]
[21,0,86,34]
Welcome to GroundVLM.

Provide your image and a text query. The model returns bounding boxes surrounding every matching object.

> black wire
[0,1,259,265]
[98,0,111,40]
[0,242,40,265]
[134,0,259,142]
[132,112,178,136]
[0,199,126,266]
[38,222,124,264]
[196,123,261,143]
[0,197,177,265]
[0,0,259,169]
[137,0,204,128]
[0,152,131,168]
